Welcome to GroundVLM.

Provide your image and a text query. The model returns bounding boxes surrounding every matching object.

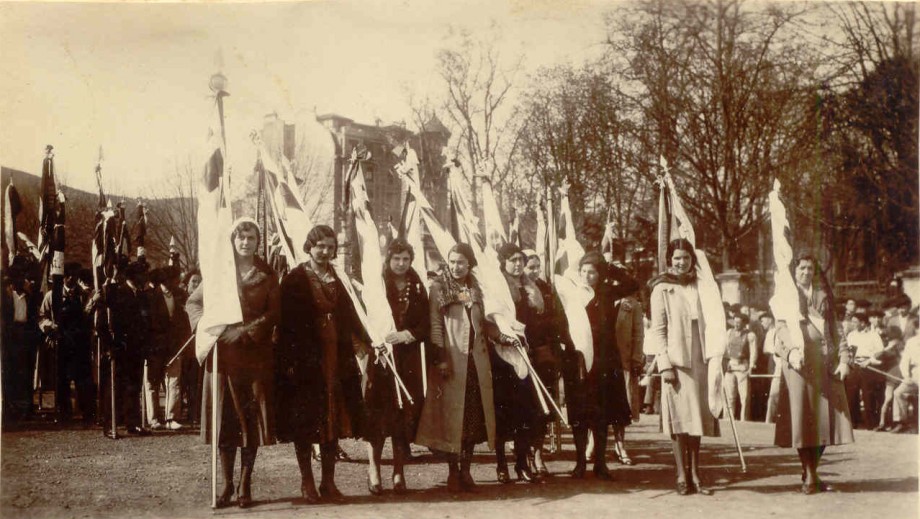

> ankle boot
[495,441,511,484]
[238,447,257,508]
[571,427,588,478]
[446,454,461,492]
[318,443,343,501]
[592,428,613,480]
[217,447,236,508]
[295,443,319,503]
[459,444,477,492]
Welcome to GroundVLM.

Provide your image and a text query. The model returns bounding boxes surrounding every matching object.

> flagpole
[208,70,229,510]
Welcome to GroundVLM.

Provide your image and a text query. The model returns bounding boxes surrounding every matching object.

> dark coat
[190,257,279,447]
[148,287,190,359]
[364,267,430,441]
[563,267,638,428]
[275,263,365,444]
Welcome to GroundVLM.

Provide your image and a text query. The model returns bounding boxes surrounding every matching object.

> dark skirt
[491,349,544,438]
[463,349,488,445]
[363,342,425,442]
[563,349,632,429]
[200,348,275,448]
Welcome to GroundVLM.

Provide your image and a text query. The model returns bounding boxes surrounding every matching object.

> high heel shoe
[392,474,408,495]
[676,480,690,496]
[367,475,383,496]
[691,481,713,495]
[318,482,344,502]
[515,464,544,484]
[300,481,320,504]
[215,486,235,508]
[236,482,253,509]
[496,466,512,484]
[459,471,478,492]
[593,465,614,481]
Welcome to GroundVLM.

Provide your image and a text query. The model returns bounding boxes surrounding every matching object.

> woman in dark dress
[415,243,499,493]
[492,243,548,484]
[364,239,430,494]
[523,251,562,476]
[275,225,366,503]
[563,252,636,480]
[187,218,279,509]
[773,252,853,494]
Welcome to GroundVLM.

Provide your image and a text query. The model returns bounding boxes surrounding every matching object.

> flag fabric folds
[3,180,22,265]
[552,187,595,371]
[450,167,527,379]
[658,158,726,416]
[195,94,243,364]
[768,179,806,348]
[349,163,397,349]
[393,146,429,280]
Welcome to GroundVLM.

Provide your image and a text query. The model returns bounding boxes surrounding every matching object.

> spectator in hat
[886,298,917,341]
[38,262,96,424]
[145,266,191,430]
[1,258,41,422]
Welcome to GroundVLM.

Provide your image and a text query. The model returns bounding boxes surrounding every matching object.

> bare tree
[436,25,525,211]
[608,0,820,270]
[144,158,198,268]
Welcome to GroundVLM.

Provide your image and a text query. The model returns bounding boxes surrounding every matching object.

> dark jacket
[275,263,365,443]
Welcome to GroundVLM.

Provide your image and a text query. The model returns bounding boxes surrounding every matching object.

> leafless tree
[144,158,198,269]
[436,25,525,211]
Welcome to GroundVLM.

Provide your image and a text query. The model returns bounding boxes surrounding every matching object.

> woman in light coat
[415,243,499,493]
[649,239,721,496]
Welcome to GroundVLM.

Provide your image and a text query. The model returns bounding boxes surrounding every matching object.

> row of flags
[187,72,811,385]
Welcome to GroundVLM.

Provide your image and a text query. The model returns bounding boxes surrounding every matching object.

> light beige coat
[415,279,496,454]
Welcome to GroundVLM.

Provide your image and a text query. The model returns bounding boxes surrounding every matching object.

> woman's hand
[437,361,450,379]
[788,348,804,371]
[833,362,850,381]
[660,368,677,386]
[220,324,247,344]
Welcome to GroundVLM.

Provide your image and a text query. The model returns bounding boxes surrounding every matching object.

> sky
[0,0,615,197]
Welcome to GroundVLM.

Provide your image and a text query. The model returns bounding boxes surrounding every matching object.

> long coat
[773,287,854,448]
[616,296,644,420]
[189,257,279,447]
[415,277,496,454]
[275,263,365,444]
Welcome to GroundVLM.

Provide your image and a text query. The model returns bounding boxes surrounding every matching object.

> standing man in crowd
[38,262,96,424]
[150,266,191,430]
[724,313,757,421]
[848,312,885,429]
[100,260,152,436]
[1,258,41,422]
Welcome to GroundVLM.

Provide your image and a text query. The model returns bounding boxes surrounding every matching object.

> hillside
[1,167,196,271]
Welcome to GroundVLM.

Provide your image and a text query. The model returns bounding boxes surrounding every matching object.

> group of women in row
[186,219,853,508]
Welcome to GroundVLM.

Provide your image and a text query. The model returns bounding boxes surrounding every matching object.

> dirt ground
[1,413,917,519]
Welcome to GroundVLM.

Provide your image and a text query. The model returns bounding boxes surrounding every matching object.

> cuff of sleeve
[656,354,673,372]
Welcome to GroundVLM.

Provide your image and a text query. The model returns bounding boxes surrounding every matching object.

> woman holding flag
[564,251,637,480]
[188,218,279,508]
[772,252,853,494]
[648,239,720,496]
[416,243,499,493]
[363,238,430,495]
[275,224,366,504]
[491,242,548,484]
